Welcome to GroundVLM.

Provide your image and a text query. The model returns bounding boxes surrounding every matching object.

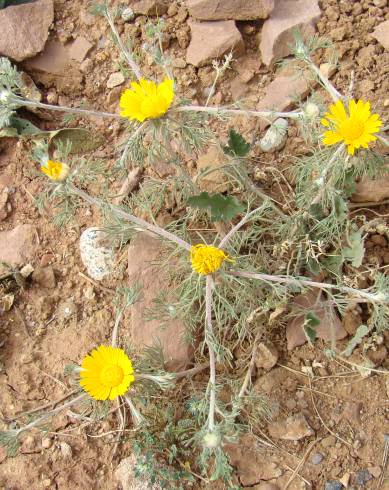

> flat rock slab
[186,19,245,67]
[351,173,389,203]
[127,234,193,371]
[0,224,38,267]
[187,0,274,21]
[372,20,389,50]
[286,290,347,350]
[260,0,321,65]
[0,0,54,62]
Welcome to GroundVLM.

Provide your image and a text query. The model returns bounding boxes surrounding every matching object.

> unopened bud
[0,90,12,104]
[203,432,220,449]
[303,102,320,120]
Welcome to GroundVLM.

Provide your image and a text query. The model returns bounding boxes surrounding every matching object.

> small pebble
[311,452,324,465]
[107,72,125,89]
[121,7,135,21]
[41,437,52,449]
[324,481,343,490]
[356,469,373,486]
[258,118,288,152]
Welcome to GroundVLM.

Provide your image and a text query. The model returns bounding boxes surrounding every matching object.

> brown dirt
[0,1,389,489]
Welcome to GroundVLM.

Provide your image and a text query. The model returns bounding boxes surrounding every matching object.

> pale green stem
[69,184,191,251]
[205,275,216,432]
[176,105,303,120]
[10,95,122,120]
[228,270,388,304]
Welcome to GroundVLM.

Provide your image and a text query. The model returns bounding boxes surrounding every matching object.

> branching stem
[205,275,216,432]
[69,184,191,251]
[228,270,388,304]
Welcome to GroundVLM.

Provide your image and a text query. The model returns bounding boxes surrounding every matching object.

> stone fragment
[128,234,193,371]
[186,20,245,67]
[256,73,310,131]
[324,481,344,490]
[372,20,389,50]
[0,225,38,267]
[32,266,56,289]
[260,0,321,66]
[268,413,314,440]
[258,118,288,152]
[0,0,54,62]
[107,72,125,88]
[196,145,228,192]
[132,0,168,16]
[80,228,114,281]
[68,37,93,63]
[23,40,83,94]
[311,452,324,465]
[0,187,9,221]
[355,470,373,486]
[187,0,274,21]
[286,290,347,350]
[115,455,162,490]
[122,7,135,21]
[59,441,73,459]
[225,435,283,486]
[351,174,389,203]
[255,342,279,370]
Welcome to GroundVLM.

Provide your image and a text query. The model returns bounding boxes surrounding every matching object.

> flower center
[100,365,124,387]
[340,118,365,141]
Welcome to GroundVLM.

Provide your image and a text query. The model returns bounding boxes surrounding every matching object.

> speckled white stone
[80,227,114,281]
[258,118,288,152]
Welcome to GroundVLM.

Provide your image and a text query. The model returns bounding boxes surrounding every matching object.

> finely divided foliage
[0,3,388,488]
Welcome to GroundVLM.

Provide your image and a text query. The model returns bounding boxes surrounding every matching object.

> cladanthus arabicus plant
[0,3,388,488]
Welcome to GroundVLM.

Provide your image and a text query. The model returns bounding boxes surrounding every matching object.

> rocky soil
[0,0,388,489]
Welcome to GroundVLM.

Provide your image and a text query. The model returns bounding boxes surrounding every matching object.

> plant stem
[306,60,343,102]
[311,145,345,206]
[219,206,265,249]
[69,184,191,251]
[205,275,216,432]
[11,96,122,120]
[227,270,388,304]
[16,393,87,436]
[176,105,303,120]
[105,9,142,81]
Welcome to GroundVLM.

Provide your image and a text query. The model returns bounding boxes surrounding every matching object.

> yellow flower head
[41,160,70,181]
[80,345,135,401]
[120,78,174,122]
[190,244,234,275]
[321,99,382,155]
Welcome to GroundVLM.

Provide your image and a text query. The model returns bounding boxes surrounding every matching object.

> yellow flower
[120,78,174,122]
[80,345,135,401]
[190,244,234,275]
[41,160,70,181]
[321,99,382,155]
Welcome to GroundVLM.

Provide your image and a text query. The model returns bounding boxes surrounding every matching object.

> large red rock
[256,68,311,130]
[127,234,193,371]
[351,173,389,203]
[0,0,54,62]
[372,20,389,50]
[286,290,347,350]
[187,0,274,21]
[260,0,321,65]
[0,224,38,267]
[186,20,245,67]
[23,41,83,94]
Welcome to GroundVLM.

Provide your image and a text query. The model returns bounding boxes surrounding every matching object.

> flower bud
[203,432,220,449]
[303,102,320,120]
